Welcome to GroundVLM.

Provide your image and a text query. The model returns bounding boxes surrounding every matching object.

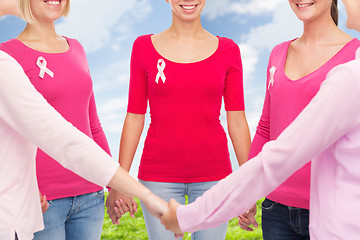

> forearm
[118,112,145,172]
[108,167,151,201]
[227,111,251,166]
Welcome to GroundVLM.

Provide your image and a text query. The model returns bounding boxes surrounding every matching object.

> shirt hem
[45,186,103,201]
[138,172,232,183]
[267,194,309,209]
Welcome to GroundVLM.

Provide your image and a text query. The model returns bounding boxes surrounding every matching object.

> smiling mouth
[180,5,198,10]
[44,0,62,5]
[296,3,314,7]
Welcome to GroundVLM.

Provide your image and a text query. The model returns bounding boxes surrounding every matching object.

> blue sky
[0,0,358,177]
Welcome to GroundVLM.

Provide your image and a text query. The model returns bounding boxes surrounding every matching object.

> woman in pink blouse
[242,0,359,238]
[106,0,251,239]
[161,0,360,239]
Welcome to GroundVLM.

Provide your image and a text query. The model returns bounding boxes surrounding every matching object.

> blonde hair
[19,0,70,24]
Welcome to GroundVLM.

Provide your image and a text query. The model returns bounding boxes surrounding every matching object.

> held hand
[161,199,184,236]
[238,204,258,231]
[106,189,138,225]
[39,192,49,213]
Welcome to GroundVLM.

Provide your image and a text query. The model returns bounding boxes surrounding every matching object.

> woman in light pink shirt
[161,0,360,239]
[0,0,116,239]
[0,1,166,240]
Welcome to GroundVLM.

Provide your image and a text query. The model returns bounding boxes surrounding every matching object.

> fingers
[106,190,139,225]
[115,200,126,217]
[237,205,258,231]
[131,197,138,213]
[246,205,258,229]
[160,199,183,235]
[238,223,254,231]
[122,198,135,218]
[169,198,181,208]
[247,213,258,229]
[238,214,251,225]
[108,203,122,225]
[174,233,184,239]
[40,195,49,213]
[237,215,253,231]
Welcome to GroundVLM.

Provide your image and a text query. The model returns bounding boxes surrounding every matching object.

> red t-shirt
[128,35,245,182]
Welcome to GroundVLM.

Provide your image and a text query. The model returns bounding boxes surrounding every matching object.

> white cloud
[204,0,284,20]
[241,1,302,51]
[92,59,131,94]
[56,0,152,52]
[239,43,258,82]
[97,97,128,132]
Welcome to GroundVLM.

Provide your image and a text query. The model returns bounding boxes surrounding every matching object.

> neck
[20,21,58,41]
[300,15,339,44]
[168,14,205,40]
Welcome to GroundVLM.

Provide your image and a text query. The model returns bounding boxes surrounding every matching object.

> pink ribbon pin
[37,56,54,79]
[268,66,276,90]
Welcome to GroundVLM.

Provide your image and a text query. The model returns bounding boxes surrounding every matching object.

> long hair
[331,0,338,26]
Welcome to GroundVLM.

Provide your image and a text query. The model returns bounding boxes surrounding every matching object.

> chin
[346,20,360,32]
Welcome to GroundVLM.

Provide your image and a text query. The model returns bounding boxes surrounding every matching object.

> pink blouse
[177,56,360,239]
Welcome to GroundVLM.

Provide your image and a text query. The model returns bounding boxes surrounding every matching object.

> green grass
[101,194,263,240]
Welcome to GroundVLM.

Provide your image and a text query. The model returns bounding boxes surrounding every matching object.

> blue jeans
[33,189,105,240]
[139,180,228,240]
[261,198,310,240]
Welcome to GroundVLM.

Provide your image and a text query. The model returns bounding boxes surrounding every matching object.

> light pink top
[177,55,360,239]
[248,38,360,209]
[0,51,119,240]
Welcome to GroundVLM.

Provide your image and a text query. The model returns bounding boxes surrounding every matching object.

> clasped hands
[106,189,258,237]
[106,189,183,237]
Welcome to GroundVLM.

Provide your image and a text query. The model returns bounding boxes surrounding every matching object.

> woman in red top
[106,0,251,239]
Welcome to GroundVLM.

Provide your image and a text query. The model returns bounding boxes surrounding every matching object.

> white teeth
[182,5,196,10]
[47,1,60,5]
[297,3,313,7]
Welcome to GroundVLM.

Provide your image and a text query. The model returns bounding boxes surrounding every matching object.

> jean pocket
[93,189,105,198]
[261,198,276,210]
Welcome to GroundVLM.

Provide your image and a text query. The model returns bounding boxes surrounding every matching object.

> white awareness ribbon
[356,47,360,59]
[268,66,276,90]
[155,59,166,84]
[37,56,54,79]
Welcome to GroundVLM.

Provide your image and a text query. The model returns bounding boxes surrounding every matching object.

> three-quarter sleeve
[88,92,112,156]
[127,37,148,114]
[248,62,272,159]
[223,41,245,111]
